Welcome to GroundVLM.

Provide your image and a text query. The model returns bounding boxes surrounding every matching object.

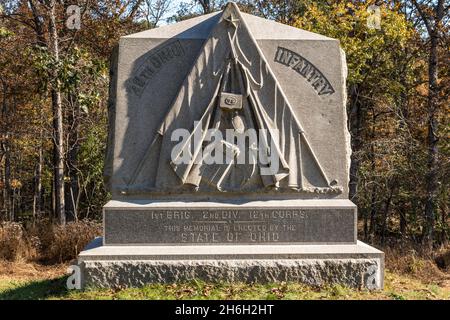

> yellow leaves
[0,27,13,38]
[291,2,416,88]
[10,179,22,190]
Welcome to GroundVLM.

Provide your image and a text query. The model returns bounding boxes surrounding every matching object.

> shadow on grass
[0,276,70,300]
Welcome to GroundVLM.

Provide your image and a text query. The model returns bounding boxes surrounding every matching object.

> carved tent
[128,3,338,193]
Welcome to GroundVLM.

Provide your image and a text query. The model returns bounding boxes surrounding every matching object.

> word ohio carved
[274,47,335,96]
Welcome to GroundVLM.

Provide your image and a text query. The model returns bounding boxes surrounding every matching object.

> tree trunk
[4,143,11,221]
[422,28,439,249]
[48,0,65,225]
[33,131,43,220]
[66,92,80,222]
[399,207,407,235]
[363,206,369,242]
[348,85,363,201]
[440,202,448,244]
[381,185,394,245]
[397,16,409,239]
[412,0,445,251]
[198,0,213,14]
[368,110,377,242]
[28,0,48,221]
[1,79,11,221]
[28,0,47,47]
[369,178,377,242]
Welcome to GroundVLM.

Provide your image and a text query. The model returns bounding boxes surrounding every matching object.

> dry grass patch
[0,219,101,263]
[384,244,450,287]
[0,260,66,282]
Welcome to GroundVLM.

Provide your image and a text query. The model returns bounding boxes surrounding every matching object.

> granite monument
[77,2,384,289]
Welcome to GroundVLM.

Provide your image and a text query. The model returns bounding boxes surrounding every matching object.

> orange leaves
[10,179,22,190]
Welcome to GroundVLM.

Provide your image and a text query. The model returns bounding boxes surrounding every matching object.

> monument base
[77,238,384,290]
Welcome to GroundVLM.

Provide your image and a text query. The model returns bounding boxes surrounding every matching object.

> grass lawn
[0,262,448,300]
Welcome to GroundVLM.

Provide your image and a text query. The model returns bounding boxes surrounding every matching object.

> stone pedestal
[78,238,383,289]
[77,200,384,289]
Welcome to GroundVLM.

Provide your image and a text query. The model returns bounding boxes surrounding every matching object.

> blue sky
[159,0,188,25]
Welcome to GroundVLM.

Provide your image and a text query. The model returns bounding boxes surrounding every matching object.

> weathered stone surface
[78,238,384,289]
[80,259,382,289]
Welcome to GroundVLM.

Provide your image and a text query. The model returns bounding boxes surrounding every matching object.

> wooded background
[0,0,448,252]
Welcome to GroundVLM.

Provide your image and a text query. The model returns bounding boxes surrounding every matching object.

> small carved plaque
[219,92,243,110]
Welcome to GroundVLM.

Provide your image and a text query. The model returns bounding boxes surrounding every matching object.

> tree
[142,0,173,27]
[411,0,449,249]
[46,0,66,225]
